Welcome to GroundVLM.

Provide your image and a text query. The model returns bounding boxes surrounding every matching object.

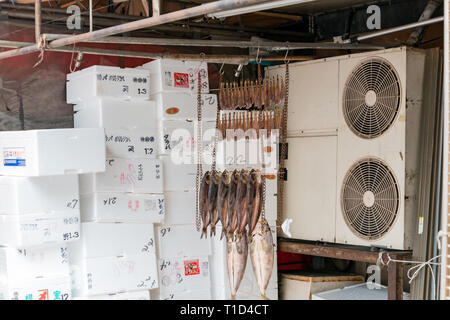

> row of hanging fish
[218,110,282,140]
[199,169,274,300]
[219,76,286,110]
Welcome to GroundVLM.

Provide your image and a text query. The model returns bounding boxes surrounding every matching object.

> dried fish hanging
[219,76,286,111]
[218,110,282,141]
[197,60,283,300]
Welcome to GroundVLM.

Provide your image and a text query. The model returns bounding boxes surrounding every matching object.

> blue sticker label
[4,159,26,166]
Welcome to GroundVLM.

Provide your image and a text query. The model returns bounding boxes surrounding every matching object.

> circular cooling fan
[343,57,401,139]
[341,158,399,240]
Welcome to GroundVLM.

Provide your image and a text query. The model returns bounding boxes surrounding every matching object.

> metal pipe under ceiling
[41,33,385,50]
[0,0,273,61]
[346,16,444,43]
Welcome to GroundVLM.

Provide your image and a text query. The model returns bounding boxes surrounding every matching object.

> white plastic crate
[139,59,209,95]
[0,128,106,177]
[80,192,165,223]
[0,275,72,300]
[79,158,163,194]
[151,92,217,121]
[74,97,157,128]
[0,244,70,281]
[104,128,159,159]
[0,210,80,248]
[70,253,159,297]
[157,224,211,259]
[66,65,150,103]
[0,175,79,215]
[158,256,210,296]
[68,222,156,260]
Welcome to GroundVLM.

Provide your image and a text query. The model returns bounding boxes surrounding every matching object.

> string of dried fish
[219,77,286,110]
[218,110,282,141]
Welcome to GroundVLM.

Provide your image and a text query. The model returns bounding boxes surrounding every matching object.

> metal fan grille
[341,158,399,240]
[343,57,401,139]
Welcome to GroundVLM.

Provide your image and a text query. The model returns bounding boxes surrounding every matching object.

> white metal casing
[335,48,424,250]
[267,58,339,244]
[266,47,425,250]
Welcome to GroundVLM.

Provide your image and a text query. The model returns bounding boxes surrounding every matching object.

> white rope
[377,251,442,298]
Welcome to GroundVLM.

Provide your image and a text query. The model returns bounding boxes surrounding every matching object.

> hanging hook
[256,46,260,63]
[284,42,290,63]
[219,62,225,75]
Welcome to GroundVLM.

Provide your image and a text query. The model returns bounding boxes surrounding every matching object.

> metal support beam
[388,260,404,300]
[407,0,442,46]
[0,0,273,61]
[152,0,161,16]
[0,39,315,64]
[279,239,411,300]
[42,33,384,50]
[345,16,444,43]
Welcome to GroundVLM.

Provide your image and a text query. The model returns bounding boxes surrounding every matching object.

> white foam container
[0,128,106,176]
[0,244,70,281]
[104,128,159,159]
[67,222,156,260]
[73,97,157,128]
[73,290,151,300]
[80,192,165,223]
[151,92,217,121]
[159,255,210,296]
[158,120,216,157]
[160,288,212,300]
[157,224,211,259]
[0,275,72,300]
[160,156,205,192]
[139,59,209,95]
[163,190,195,225]
[70,253,159,297]
[79,158,163,194]
[0,175,79,215]
[66,65,150,103]
[0,210,80,248]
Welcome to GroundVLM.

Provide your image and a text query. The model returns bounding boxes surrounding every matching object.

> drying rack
[278,238,413,300]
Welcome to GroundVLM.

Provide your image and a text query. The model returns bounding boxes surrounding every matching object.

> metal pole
[0,39,315,64]
[152,0,161,16]
[42,33,384,50]
[406,0,442,45]
[89,0,93,33]
[35,0,41,43]
[0,0,272,61]
[348,16,444,43]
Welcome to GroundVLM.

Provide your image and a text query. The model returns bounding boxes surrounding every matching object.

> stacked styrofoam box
[0,128,105,300]
[70,65,163,299]
[139,59,216,300]
[67,223,158,296]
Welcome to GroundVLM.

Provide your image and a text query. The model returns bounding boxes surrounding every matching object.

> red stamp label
[166,107,180,115]
[184,259,200,276]
[174,73,189,88]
